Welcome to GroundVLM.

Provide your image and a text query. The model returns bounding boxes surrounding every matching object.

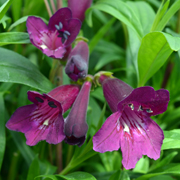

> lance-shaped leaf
[0,47,53,92]
[138,32,180,86]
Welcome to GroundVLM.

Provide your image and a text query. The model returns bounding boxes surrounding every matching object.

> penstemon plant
[1,0,180,180]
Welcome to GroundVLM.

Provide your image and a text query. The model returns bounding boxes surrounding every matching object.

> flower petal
[120,108,164,169]
[48,84,80,112]
[121,118,163,169]
[25,113,65,146]
[26,16,48,47]
[6,104,36,133]
[48,8,72,31]
[93,111,121,153]
[42,46,66,59]
[64,18,81,46]
[28,91,45,105]
[118,86,169,115]
[68,0,92,22]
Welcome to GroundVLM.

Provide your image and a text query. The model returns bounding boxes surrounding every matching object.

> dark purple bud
[64,81,91,146]
[65,41,89,81]
[100,75,133,112]
[68,0,92,22]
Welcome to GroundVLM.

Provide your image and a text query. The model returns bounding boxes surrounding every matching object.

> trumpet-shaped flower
[68,0,92,22]
[6,85,80,146]
[64,81,91,146]
[65,41,89,81]
[26,8,81,59]
[93,76,169,169]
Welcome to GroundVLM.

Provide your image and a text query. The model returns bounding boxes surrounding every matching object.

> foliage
[1,0,180,180]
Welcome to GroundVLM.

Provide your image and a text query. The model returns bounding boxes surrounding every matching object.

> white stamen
[138,105,143,111]
[123,122,130,133]
[43,119,49,126]
[117,120,120,131]
[146,109,153,113]
[40,44,47,49]
[128,104,134,110]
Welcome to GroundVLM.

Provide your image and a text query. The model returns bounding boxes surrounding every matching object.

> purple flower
[6,85,80,146]
[93,76,170,169]
[26,8,81,59]
[68,0,92,22]
[65,41,89,81]
[64,81,91,146]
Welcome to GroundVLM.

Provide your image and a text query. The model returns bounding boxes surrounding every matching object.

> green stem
[48,144,53,165]
[7,152,20,180]
[44,0,52,17]
[56,143,63,172]
[66,145,74,166]
[57,0,63,10]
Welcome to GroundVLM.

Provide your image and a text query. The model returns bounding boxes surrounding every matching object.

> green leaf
[0,48,53,92]
[35,175,58,180]
[136,163,180,180]
[0,93,5,170]
[94,53,123,71]
[11,0,22,21]
[120,171,130,180]
[0,82,13,92]
[87,97,102,136]
[27,155,40,180]
[149,151,178,172]
[8,15,48,31]
[151,0,170,32]
[85,8,93,27]
[133,157,149,174]
[0,32,30,46]
[0,14,11,28]
[89,18,116,53]
[95,40,125,55]
[0,0,13,20]
[10,131,35,165]
[90,87,104,102]
[57,172,97,180]
[161,130,180,150]
[156,0,180,31]
[96,103,106,131]
[39,161,57,176]
[127,1,155,35]
[109,170,120,180]
[138,32,180,86]
[90,0,143,39]
[150,175,175,180]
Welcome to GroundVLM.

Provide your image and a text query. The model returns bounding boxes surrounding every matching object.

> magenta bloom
[26,8,81,59]
[93,76,170,169]
[68,0,92,22]
[64,81,91,146]
[65,41,89,81]
[6,85,80,146]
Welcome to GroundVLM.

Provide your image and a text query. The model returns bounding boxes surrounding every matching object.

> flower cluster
[6,0,92,146]
[6,0,171,170]
[6,82,91,146]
